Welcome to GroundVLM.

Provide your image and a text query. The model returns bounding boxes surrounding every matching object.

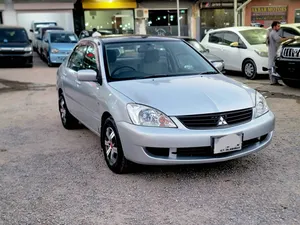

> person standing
[92,28,101,37]
[267,21,295,85]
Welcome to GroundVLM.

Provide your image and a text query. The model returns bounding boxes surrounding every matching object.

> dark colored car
[0,25,33,67]
[275,39,300,88]
[175,36,225,72]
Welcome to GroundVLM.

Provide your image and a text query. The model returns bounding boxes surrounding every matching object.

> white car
[201,27,268,79]
[267,23,300,37]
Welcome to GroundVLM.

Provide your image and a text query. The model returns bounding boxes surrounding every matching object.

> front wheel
[58,95,81,130]
[282,79,300,88]
[243,59,257,80]
[101,117,131,174]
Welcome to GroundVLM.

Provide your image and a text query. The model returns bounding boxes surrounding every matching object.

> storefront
[82,0,137,34]
[244,0,300,27]
[137,0,193,36]
[198,1,243,40]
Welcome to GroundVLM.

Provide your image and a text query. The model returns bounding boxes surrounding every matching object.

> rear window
[0,28,29,43]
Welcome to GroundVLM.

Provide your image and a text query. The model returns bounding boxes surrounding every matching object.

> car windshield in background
[0,29,29,43]
[239,29,267,45]
[186,40,206,53]
[50,33,78,43]
[104,40,217,81]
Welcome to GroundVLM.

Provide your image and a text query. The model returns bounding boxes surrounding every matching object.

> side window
[223,32,239,46]
[83,45,98,71]
[68,45,87,71]
[208,32,224,44]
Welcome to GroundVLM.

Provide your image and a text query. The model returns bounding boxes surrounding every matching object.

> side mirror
[230,42,239,47]
[30,29,33,32]
[77,69,98,82]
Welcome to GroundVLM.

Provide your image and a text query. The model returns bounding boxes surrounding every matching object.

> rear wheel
[58,95,81,129]
[282,79,300,88]
[47,57,53,67]
[101,117,131,174]
[243,59,257,80]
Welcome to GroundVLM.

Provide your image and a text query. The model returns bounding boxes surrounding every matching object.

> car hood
[50,43,77,51]
[252,44,268,52]
[202,52,223,62]
[109,74,256,116]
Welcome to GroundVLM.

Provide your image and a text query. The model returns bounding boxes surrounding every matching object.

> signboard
[251,6,288,26]
[295,10,300,23]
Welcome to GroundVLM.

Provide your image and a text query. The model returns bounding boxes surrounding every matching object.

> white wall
[17,10,74,37]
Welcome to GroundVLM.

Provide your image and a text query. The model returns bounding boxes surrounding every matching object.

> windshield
[34,23,57,32]
[0,29,29,43]
[186,40,206,53]
[50,33,78,43]
[104,40,217,81]
[239,29,267,45]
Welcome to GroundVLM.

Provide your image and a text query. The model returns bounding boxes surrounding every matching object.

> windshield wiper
[199,71,219,75]
[142,74,169,79]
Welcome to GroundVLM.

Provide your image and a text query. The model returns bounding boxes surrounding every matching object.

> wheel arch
[242,57,255,71]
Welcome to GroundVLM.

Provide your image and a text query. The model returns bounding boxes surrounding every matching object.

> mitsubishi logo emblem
[292,48,299,56]
[218,116,228,126]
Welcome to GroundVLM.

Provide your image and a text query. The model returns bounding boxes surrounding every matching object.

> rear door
[205,31,228,64]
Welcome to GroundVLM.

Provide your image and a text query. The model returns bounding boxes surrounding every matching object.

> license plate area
[212,133,243,154]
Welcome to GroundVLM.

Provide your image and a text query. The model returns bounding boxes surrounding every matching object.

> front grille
[177,108,253,129]
[0,51,26,55]
[282,47,300,59]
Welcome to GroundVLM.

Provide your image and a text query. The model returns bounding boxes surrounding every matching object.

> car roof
[208,26,266,33]
[87,35,182,44]
[46,30,74,33]
[0,25,25,29]
[39,26,63,30]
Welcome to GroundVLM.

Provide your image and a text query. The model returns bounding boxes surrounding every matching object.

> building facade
[244,0,300,27]
[0,0,75,36]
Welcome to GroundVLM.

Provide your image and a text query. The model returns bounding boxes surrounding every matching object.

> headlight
[24,46,32,52]
[212,61,224,71]
[127,103,177,128]
[255,49,268,57]
[276,45,282,57]
[51,48,59,53]
[255,91,269,118]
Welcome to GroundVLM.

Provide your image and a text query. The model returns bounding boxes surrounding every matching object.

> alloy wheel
[104,127,118,166]
[245,63,254,77]
[59,97,67,125]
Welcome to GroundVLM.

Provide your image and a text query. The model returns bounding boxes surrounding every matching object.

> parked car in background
[36,26,64,56]
[0,25,33,67]
[30,21,57,51]
[41,30,78,67]
[275,38,300,88]
[175,36,225,72]
[201,27,268,79]
[56,35,275,174]
[267,23,300,38]
[78,29,113,39]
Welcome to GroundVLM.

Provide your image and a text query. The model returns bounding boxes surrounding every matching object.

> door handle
[75,80,81,85]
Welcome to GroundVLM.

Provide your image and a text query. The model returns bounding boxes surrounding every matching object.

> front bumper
[256,56,269,74]
[0,52,33,64]
[49,53,69,64]
[275,58,300,81]
[117,111,275,165]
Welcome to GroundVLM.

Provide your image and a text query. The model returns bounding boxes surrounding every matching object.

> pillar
[2,0,17,25]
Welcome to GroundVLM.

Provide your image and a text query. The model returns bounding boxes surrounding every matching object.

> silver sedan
[56,35,275,174]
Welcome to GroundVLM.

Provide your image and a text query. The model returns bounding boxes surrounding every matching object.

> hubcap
[59,98,67,124]
[104,127,118,165]
[245,63,254,77]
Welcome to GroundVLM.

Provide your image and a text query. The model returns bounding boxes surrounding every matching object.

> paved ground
[0,54,300,225]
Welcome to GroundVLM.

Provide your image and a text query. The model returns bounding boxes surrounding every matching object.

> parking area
[0,56,300,225]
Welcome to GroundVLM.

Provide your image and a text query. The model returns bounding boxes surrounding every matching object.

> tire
[282,79,300,88]
[101,117,131,174]
[242,59,257,80]
[48,57,53,67]
[58,95,81,130]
